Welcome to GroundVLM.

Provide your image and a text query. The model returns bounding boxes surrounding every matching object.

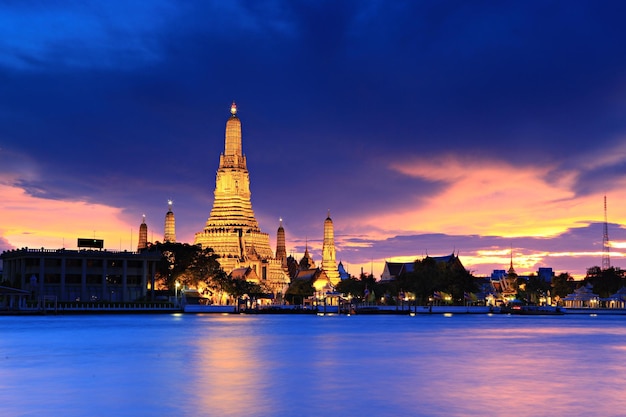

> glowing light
[230,101,237,115]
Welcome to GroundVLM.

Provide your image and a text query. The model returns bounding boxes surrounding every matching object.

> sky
[1,0,626,279]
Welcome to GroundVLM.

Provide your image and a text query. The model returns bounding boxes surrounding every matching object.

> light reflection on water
[1,314,626,416]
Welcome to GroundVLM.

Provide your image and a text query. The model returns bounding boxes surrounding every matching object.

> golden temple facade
[194,102,289,296]
[321,212,341,286]
[164,200,176,242]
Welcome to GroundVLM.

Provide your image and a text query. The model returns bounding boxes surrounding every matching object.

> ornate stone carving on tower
[138,215,148,251]
[194,102,289,297]
[321,211,340,286]
[164,200,176,242]
[276,218,287,268]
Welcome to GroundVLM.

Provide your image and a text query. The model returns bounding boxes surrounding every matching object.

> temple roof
[229,266,259,282]
[383,253,464,279]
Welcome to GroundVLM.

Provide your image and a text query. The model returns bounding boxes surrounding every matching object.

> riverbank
[5,304,626,315]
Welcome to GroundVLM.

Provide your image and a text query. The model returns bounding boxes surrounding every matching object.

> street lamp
[175,281,180,306]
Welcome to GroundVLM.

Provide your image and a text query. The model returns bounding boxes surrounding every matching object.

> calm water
[1,313,625,417]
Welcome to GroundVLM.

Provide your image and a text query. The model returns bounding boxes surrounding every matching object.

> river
[1,313,625,416]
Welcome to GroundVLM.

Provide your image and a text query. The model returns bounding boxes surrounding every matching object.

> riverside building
[0,244,161,303]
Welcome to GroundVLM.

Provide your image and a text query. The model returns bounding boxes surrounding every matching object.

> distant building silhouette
[381,253,465,281]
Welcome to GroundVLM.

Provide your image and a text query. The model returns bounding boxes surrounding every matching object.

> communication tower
[602,195,611,270]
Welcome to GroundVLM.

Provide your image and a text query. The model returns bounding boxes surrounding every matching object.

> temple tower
[504,248,518,295]
[138,215,148,251]
[321,211,340,286]
[276,218,287,268]
[299,239,316,269]
[194,102,268,252]
[194,102,289,296]
[164,200,176,243]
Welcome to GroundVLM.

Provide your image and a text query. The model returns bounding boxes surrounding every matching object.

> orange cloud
[330,152,626,278]
[347,154,623,240]
[1,183,136,250]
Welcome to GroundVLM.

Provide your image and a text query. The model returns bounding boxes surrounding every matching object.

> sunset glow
[1,183,134,251]
[2,1,625,280]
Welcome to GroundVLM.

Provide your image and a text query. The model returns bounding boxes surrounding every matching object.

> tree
[524,274,551,304]
[205,269,231,303]
[228,278,265,305]
[147,242,223,291]
[285,278,315,305]
[359,272,380,302]
[188,246,225,289]
[551,272,574,299]
[334,273,382,303]
[395,269,435,305]
[335,277,363,299]
[396,257,477,305]
[584,266,624,298]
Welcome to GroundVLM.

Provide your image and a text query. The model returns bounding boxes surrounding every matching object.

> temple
[164,200,176,242]
[194,102,289,297]
[276,218,287,268]
[321,211,341,286]
[137,215,148,251]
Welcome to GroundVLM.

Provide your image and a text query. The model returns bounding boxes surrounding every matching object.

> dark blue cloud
[2,1,626,276]
[0,1,176,70]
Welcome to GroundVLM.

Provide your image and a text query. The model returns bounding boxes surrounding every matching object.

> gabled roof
[385,262,414,277]
[429,254,455,263]
[229,267,260,282]
[292,268,332,291]
[607,287,626,300]
[294,268,320,281]
[383,253,464,280]
[563,285,599,301]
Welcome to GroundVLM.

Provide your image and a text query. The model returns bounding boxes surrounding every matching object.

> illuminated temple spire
[299,238,315,269]
[137,214,148,251]
[194,102,290,299]
[508,245,516,275]
[504,246,518,296]
[276,218,287,267]
[224,101,242,159]
[321,210,340,286]
[196,101,261,235]
[164,200,176,242]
